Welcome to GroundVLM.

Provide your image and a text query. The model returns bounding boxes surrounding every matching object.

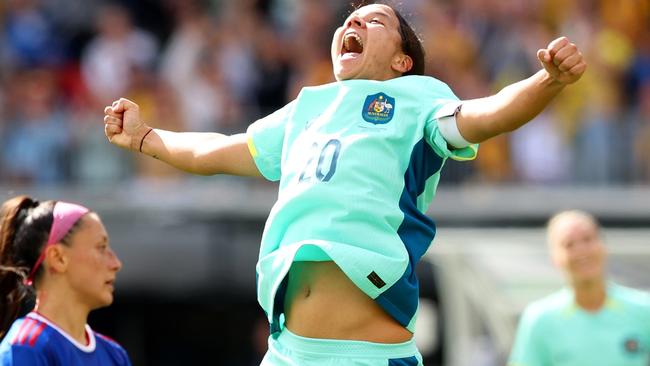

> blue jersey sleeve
[114,343,132,365]
[246,100,296,181]
[96,333,132,366]
[422,79,478,161]
[1,346,49,366]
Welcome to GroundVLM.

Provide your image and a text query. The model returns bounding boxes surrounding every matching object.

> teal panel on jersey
[247,75,478,335]
[509,283,650,366]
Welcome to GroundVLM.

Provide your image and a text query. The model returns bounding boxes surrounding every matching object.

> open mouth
[341,32,364,56]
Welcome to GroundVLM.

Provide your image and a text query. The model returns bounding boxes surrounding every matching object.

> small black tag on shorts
[367,271,386,289]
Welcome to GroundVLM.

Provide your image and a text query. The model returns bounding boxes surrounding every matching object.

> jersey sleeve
[508,305,551,366]
[423,81,478,161]
[1,346,49,366]
[115,345,132,366]
[96,333,133,366]
[246,100,296,181]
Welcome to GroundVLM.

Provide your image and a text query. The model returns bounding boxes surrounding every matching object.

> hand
[104,98,151,152]
[537,37,587,85]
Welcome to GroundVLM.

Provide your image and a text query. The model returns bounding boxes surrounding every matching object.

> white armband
[435,102,471,148]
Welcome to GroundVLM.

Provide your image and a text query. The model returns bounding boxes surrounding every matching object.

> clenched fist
[104,98,152,152]
[537,36,587,85]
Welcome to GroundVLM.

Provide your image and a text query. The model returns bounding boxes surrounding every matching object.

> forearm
[458,69,565,143]
[140,129,260,176]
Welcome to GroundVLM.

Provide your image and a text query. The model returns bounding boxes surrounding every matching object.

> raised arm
[456,37,586,144]
[104,98,260,177]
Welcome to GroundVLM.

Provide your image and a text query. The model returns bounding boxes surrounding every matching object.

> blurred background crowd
[1,0,649,186]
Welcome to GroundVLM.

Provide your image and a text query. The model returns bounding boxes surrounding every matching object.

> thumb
[537,49,551,65]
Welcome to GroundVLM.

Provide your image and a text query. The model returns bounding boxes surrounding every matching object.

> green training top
[509,283,650,366]
[247,75,477,336]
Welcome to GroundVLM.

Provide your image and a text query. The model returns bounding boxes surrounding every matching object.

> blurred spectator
[633,81,650,181]
[0,0,648,186]
[0,68,70,184]
[251,21,291,117]
[81,2,158,105]
[1,0,63,70]
[511,112,571,184]
[160,0,241,134]
[286,1,337,98]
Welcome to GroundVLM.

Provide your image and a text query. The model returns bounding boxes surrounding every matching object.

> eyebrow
[354,11,391,20]
[369,12,390,19]
[349,9,392,20]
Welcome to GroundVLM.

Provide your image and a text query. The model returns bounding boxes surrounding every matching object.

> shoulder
[1,315,51,350]
[610,283,650,309]
[95,332,130,364]
[299,81,342,96]
[387,75,456,97]
[521,289,572,324]
[0,318,51,365]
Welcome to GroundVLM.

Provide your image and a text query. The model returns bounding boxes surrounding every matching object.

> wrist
[539,69,565,89]
[130,126,153,153]
[139,128,154,153]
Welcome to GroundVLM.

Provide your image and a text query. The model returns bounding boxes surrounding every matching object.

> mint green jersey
[246,75,477,336]
[509,283,650,366]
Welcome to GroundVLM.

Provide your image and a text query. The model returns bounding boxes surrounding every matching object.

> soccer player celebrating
[0,196,130,365]
[508,210,650,366]
[104,3,586,364]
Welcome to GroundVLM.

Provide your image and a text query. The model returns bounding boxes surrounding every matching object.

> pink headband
[24,202,90,286]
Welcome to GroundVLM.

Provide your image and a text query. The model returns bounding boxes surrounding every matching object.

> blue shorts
[261,328,423,366]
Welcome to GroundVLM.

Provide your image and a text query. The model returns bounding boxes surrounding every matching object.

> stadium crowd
[0,0,649,186]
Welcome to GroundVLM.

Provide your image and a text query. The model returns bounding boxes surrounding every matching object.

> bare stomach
[283,261,413,343]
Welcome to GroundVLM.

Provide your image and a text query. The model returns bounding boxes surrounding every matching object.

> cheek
[69,251,102,276]
[331,28,343,56]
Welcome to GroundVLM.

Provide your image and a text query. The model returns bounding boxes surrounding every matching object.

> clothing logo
[362,93,395,124]
[367,271,386,289]
[623,337,640,354]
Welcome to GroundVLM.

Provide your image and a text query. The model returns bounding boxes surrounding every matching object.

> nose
[108,248,123,272]
[347,15,365,29]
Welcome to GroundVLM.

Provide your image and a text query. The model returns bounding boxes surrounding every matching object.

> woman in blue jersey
[0,196,130,365]
[103,2,586,365]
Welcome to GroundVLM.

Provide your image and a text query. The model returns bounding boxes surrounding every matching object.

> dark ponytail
[0,196,55,339]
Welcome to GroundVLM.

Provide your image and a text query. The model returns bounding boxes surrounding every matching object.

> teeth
[352,34,363,48]
[343,33,363,53]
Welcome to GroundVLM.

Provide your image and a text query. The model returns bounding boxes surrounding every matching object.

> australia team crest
[362,92,395,124]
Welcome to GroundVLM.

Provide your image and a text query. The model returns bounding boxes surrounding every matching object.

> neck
[34,287,90,344]
[572,278,607,312]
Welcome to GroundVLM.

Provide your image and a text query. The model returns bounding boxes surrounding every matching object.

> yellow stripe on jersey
[247,135,259,158]
[450,144,478,161]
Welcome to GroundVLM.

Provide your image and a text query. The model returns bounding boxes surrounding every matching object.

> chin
[572,272,603,285]
[94,293,114,309]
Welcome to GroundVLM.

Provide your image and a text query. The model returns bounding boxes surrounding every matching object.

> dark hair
[353,1,425,76]
[0,196,81,338]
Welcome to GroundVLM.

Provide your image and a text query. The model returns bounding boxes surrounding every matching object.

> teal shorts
[261,328,423,366]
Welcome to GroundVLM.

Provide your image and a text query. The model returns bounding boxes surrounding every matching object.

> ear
[391,53,413,74]
[44,244,69,274]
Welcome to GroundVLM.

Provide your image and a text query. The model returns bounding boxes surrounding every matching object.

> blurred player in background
[508,210,650,366]
[104,1,585,364]
[0,196,130,365]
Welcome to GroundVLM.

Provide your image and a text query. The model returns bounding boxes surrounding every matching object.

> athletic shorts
[261,328,423,366]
